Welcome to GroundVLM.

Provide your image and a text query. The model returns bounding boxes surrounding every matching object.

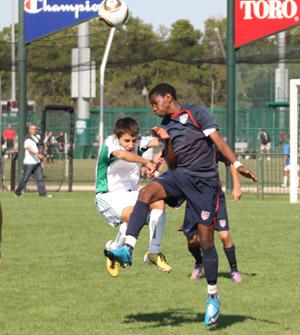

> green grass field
[0,192,299,335]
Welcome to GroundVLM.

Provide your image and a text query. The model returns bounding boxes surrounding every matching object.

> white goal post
[289,79,299,204]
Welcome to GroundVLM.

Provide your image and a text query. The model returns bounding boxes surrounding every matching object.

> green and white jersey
[95,135,154,194]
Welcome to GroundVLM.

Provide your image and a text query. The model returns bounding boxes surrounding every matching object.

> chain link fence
[0,152,297,195]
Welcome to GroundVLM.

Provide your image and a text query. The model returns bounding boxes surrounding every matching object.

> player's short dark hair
[148,83,177,101]
[114,117,140,138]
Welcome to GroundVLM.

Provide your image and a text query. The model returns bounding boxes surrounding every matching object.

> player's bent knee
[198,234,214,250]
[199,240,214,250]
[138,186,153,203]
[219,231,232,247]
[197,223,214,249]
[138,182,166,204]
[150,199,165,211]
[219,230,229,240]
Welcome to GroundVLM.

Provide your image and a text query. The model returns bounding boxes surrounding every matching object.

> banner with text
[235,0,300,48]
[25,0,103,43]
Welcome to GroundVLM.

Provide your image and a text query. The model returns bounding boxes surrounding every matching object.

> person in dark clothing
[105,83,257,327]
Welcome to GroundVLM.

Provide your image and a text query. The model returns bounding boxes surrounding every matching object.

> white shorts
[96,190,139,227]
[260,143,271,151]
[284,165,300,172]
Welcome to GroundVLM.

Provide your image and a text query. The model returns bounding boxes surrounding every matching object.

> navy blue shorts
[179,189,229,238]
[154,169,220,235]
[214,190,229,232]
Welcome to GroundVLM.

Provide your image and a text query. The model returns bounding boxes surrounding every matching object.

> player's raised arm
[209,131,258,182]
[151,127,170,140]
[151,127,177,170]
[111,149,156,173]
[147,138,161,148]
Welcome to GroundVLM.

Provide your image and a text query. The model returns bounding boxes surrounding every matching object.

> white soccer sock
[283,175,288,186]
[207,284,218,295]
[110,222,127,249]
[124,235,137,248]
[148,209,166,254]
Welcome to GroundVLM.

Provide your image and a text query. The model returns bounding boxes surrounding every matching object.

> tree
[0,16,230,109]
[170,20,202,48]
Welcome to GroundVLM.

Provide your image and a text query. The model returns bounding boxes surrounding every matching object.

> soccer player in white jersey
[95,117,172,277]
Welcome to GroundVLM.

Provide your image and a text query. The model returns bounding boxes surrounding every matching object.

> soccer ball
[99,0,129,28]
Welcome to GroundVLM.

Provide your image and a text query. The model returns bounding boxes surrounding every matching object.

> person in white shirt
[15,124,51,197]
[95,117,172,277]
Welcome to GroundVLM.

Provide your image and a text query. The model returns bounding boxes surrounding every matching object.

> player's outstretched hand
[146,161,156,175]
[232,186,242,202]
[152,127,170,140]
[237,166,258,182]
[153,152,164,165]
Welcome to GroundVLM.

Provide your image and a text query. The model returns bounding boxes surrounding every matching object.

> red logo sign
[235,0,300,48]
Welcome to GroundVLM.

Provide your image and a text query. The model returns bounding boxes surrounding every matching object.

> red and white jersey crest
[201,210,210,221]
[219,220,227,228]
[179,113,188,125]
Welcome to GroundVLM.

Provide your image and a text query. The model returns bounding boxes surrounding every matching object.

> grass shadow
[214,314,278,330]
[218,271,258,279]
[123,308,198,328]
[186,271,258,280]
[123,308,277,329]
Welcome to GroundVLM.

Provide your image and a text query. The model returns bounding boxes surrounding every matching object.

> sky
[0,0,226,31]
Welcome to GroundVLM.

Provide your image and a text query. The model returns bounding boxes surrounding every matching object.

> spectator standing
[0,135,4,188]
[56,131,65,161]
[259,129,271,160]
[280,136,299,188]
[281,138,290,188]
[278,131,286,148]
[15,124,51,197]
[46,131,56,163]
[3,123,16,156]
